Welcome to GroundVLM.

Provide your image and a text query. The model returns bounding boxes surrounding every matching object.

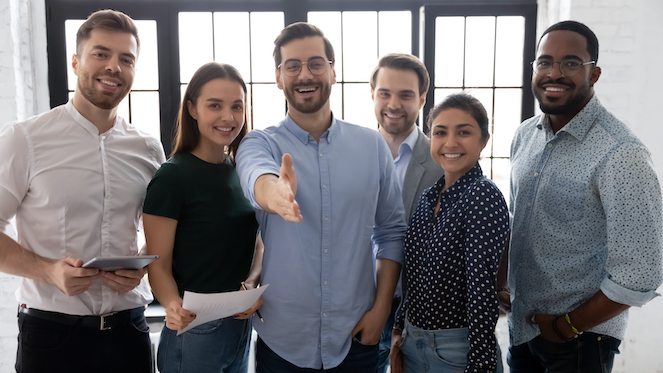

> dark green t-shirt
[143,152,258,294]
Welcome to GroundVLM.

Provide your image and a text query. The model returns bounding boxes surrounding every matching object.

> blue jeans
[400,320,503,373]
[508,332,621,373]
[157,316,251,373]
[377,296,401,373]
[256,336,379,373]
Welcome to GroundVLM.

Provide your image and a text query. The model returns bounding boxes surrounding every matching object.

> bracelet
[564,313,583,336]
[552,315,575,342]
[496,287,510,293]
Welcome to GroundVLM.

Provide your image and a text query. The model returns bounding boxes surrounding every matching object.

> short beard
[533,80,592,115]
[284,83,331,114]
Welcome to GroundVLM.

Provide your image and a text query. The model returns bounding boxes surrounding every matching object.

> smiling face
[372,67,426,137]
[532,30,601,129]
[188,78,246,156]
[276,36,336,115]
[72,28,137,110]
[430,108,489,185]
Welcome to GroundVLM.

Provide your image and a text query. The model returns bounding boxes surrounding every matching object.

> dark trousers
[508,332,621,373]
[16,311,152,373]
[256,336,379,373]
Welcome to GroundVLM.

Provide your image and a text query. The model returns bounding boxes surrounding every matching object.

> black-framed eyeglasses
[278,57,333,77]
[530,58,596,77]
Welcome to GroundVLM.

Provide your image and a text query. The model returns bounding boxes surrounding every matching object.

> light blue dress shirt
[508,96,663,346]
[392,127,418,187]
[235,113,406,369]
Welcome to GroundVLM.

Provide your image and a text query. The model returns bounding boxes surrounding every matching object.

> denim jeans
[508,332,621,373]
[157,316,251,373]
[256,336,379,373]
[400,320,503,373]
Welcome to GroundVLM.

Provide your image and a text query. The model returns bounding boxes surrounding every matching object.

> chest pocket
[538,176,588,222]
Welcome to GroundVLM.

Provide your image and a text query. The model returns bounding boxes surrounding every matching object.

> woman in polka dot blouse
[390,93,509,373]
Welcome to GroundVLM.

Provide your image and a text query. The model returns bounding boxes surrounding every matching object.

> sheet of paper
[177,284,269,335]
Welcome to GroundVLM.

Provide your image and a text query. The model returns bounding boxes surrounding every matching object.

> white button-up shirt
[0,101,165,315]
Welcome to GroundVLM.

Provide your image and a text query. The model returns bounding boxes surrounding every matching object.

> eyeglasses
[530,59,596,77]
[278,57,332,77]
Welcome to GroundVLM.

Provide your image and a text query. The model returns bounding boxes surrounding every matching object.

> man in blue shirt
[369,53,443,373]
[235,22,406,373]
[506,20,663,373]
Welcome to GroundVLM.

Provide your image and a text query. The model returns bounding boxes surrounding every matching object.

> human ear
[187,100,198,120]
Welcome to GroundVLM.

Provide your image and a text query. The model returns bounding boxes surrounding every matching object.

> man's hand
[165,298,196,330]
[389,328,404,373]
[46,256,103,296]
[233,282,263,320]
[528,313,569,344]
[101,267,146,294]
[256,154,302,222]
[351,306,390,345]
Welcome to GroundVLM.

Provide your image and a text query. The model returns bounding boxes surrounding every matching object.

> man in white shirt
[369,53,444,373]
[0,10,165,372]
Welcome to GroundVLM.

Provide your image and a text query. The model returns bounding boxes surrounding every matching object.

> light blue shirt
[236,113,406,369]
[508,96,663,345]
[392,126,418,187]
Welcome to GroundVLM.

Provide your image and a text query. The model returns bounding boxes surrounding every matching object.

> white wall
[0,0,662,371]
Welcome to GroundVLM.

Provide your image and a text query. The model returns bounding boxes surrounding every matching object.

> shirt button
[324,281,328,285]
[324,249,328,253]
[322,184,327,189]
[547,143,552,148]
[534,172,539,177]
[324,216,329,221]
[527,202,532,207]
[319,153,323,158]
[521,233,525,237]
[323,313,327,317]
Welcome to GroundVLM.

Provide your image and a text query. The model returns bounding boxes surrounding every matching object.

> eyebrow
[377,88,416,95]
[433,123,473,130]
[537,54,584,61]
[90,45,136,60]
[205,98,244,103]
[283,56,325,63]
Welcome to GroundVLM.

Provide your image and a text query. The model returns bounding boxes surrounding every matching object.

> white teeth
[385,113,403,119]
[546,87,565,92]
[297,87,316,93]
[445,154,461,158]
[100,80,118,87]
[214,127,232,132]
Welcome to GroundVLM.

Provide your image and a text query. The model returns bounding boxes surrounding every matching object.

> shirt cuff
[374,240,404,264]
[600,277,660,307]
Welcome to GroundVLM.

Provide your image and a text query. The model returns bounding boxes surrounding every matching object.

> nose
[446,132,460,147]
[387,95,401,110]
[221,107,234,122]
[106,55,121,73]
[547,62,565,79]
[297,62,314,80]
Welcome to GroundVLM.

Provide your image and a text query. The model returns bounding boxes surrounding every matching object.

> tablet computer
[82,255,159,271]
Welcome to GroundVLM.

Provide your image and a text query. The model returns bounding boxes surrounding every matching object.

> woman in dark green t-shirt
[143,62,261,373]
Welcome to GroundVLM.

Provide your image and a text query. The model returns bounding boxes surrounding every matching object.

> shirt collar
[65,100,119,137]
[537,95,600,141]
[283,112,338,145]
[427,163,484,202]
[397,126,419,157]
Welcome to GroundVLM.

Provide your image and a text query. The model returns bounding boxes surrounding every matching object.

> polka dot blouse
[396,163,509,372]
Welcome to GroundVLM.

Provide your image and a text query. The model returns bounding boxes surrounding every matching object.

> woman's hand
[165,298,196,330]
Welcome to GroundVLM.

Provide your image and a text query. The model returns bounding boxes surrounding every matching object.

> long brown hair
[171,62,248,161]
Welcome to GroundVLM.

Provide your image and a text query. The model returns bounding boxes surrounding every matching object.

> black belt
[19,305,145,331]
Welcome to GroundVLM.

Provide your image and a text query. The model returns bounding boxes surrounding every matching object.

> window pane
[133,20,159,90]
[434,17,464,87]
[250,12,284,83]
[462,88,493,159]
[117,95,130,123]
[214,13,251,82]
[378,11,411,56]
[65,19,85,91]
[464,17,496,87]
[343,83,375,129]
[179,12,213,84]
[434,88,463,105]
[252,83,284,130]
[130,92,160,139]
[308,12,343,82]
[330,83,342,120]
[343,12,377,82]
[491,158,510,202]
[493,88,522,157]
[495,16,525,87]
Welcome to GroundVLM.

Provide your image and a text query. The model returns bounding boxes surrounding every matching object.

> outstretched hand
[265,154,302,222]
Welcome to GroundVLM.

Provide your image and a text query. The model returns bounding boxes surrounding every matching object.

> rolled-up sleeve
[599,142,663,306]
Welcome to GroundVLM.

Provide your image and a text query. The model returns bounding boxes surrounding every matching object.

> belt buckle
[100,311,118,331]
